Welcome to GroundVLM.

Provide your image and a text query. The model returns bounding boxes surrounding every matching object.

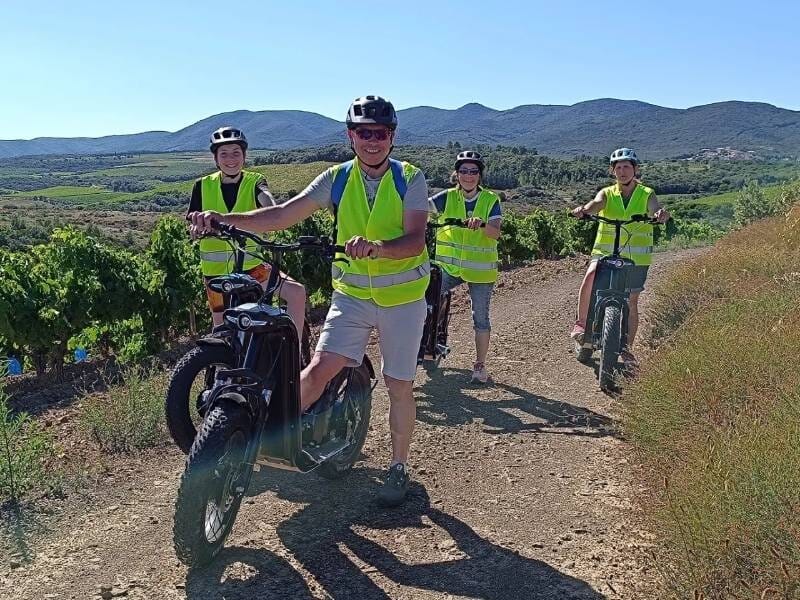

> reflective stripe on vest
[331,158,429,307]
[198,170,264,276]
[435,240,497,253]
[593,243,653,254]
[199,248,263,263]
[591,183,654,266]
[434,255,497,271]
[434,188,499,283]
[331,262,430,288]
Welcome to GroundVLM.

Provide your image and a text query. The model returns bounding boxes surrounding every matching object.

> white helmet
[609,147,639,164]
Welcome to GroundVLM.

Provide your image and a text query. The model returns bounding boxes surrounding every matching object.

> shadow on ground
[416,367,617,438]
[185,467,603,599]
[0,501,56,566]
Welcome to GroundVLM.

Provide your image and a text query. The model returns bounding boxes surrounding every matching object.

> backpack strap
[330,160,354,208]
[388,159,408,200]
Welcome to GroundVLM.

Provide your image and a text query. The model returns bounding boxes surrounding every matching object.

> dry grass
[79,368,169,453]
[623,206,800,598]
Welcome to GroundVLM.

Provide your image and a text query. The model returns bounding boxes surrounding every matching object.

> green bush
[496,209,595,262]
[146,215,205,335]
[497,212,538,265]
[733,179,794,227]
[656,217,722,250]
[79,368,168,453]
[271,210,335,303]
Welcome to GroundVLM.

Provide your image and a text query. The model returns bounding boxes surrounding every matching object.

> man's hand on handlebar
[187,210,223,239]
[344,235,381,259]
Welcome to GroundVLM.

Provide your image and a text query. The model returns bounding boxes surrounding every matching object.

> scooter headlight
[237,314,253,330]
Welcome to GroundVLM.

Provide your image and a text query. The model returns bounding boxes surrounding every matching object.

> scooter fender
[196,336,232,348]
[590,294,628,347]
[362,355,376,380]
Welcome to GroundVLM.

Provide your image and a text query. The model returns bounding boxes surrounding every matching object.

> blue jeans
[441,271,494,331]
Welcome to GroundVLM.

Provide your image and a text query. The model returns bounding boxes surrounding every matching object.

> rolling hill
[2,99,799,160]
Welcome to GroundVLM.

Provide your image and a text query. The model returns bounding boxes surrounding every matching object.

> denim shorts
[441,271,494,331]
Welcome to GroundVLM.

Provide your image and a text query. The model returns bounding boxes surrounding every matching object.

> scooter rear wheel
[317,365,372,480]
[167,325,312,455]
[166,345,236,455]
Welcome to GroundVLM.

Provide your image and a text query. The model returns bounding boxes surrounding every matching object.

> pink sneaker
[570,320,586,343]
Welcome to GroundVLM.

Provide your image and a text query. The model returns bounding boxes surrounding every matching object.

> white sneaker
[471,362,489,384]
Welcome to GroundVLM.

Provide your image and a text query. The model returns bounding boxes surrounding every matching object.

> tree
[734,180,773,226]
[146,216,204,336]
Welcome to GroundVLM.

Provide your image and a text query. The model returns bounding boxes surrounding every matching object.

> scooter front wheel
[173,398,253,567]
[598,306,622,392]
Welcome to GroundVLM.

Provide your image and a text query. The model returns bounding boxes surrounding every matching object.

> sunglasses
[458,168,480,175]
[354,128,391,141]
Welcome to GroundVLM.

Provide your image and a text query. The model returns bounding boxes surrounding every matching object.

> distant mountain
[2,100,799,159]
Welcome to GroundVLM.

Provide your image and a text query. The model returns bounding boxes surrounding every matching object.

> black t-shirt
[187,174,272,214]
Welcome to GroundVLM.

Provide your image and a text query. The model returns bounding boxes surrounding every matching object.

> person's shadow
[186,466,604,599]
[0,502,48,568]
[185,545,315,599]
[416,367,616,438]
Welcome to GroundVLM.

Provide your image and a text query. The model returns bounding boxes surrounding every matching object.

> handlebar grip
[434,218,486,228]
[214,221,234,233]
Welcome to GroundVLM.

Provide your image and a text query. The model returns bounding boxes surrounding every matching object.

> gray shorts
[316,291,427,381]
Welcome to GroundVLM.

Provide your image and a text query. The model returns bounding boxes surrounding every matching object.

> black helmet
[454,150,485,172]
[210,127,248,153]
[346,96,398,130]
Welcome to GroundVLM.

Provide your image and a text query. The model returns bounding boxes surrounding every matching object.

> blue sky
[3,0,798,139]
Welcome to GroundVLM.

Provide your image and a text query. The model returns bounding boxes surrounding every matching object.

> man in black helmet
[189,98,430,507]
[188,126,307,340]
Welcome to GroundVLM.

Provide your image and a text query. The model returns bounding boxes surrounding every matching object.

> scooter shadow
[581,355,636,397]
[417,368,617,438]
[186,467,605,599]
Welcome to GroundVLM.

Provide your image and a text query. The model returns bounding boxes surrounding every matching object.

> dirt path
[0,253,697,600]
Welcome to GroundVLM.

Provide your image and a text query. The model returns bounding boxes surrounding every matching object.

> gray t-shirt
[300,163,430,213]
